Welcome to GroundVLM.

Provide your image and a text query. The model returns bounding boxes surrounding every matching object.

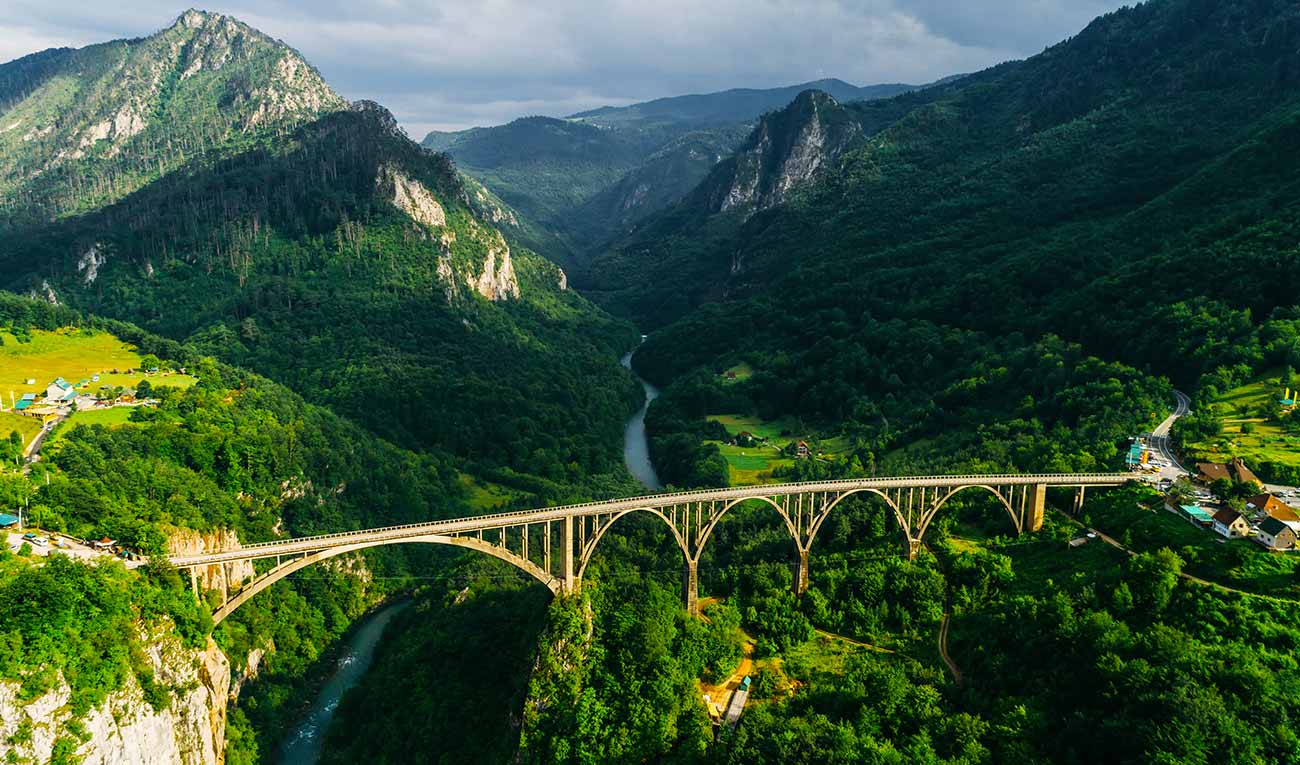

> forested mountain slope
[612,0,1300,388]
[0,9,346,225]
[423,79,921,268]
[567,78,916,130]
[0,100,639,481]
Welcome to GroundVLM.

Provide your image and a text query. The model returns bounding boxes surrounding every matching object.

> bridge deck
[167,473,1132,568]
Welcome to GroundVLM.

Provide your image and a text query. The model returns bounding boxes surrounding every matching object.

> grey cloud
[0,0,1130,135]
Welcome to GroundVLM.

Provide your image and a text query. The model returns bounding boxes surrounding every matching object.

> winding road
[1149,390,1191,476]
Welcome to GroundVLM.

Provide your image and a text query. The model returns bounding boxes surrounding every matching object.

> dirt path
[814,628,894,653]
[937,613,962,685]
[1060,510,1299,605]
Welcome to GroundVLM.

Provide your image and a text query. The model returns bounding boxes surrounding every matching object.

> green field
[458,472,519,512]
[706,414,852,484]
[1183,372,1300,470]
[0,410,41,445]
[719,362,754,383]
[45,406,138,448]
[0,328,196,402]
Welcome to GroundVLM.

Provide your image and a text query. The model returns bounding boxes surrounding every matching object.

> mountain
[0,9,346,225]
[420,79,920,267]
[578,87,918,310]
[607,0,1300,489]
[569,77,916,129]
[605,0,1300,355]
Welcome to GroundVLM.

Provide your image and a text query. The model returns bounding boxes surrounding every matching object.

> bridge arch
[806,488,908,549]
[918,484,1019,537]
[691,495,801,564]
[208,534,559,625]
[575,507,688,583]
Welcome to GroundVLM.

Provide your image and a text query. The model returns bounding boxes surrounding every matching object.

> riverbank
[621,347,663,491]
[276,600,411,764]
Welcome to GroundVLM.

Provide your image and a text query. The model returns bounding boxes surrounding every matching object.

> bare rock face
[0,627,230,765]
[167,526,255,594]
[710,90,862,216]
[378,163,447,228]
[471,241,521,301]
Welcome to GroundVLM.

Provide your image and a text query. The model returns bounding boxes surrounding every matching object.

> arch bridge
[167,473,1129,624]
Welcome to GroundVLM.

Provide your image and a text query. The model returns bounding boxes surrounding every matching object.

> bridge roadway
[170,472,1130,569]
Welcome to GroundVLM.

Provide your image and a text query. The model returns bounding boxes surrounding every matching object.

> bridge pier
[793,547,810,597]
[904,536,921,562]
[1073,485,1087,515]
[1026,483,1047,532]
[683,559,699,617]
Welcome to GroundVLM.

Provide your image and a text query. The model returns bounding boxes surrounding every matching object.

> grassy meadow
[0,328,196,405]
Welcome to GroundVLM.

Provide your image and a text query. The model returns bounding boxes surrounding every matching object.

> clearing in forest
[0,327,196,403]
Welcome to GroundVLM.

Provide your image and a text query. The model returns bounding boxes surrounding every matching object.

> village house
[796,440,810,459]
[1212,507,1251,539]
[1256,517,1297,551]
[1196,457,1262,488]
[1244,494,1300,523]
[44,377,75,403]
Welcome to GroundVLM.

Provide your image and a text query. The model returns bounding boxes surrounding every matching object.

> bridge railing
[169,472,1135,563]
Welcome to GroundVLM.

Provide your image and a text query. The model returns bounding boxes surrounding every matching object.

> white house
[1212,508,1250,539]
[1256,518,1296,550]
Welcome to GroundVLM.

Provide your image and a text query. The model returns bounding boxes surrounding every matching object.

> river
[278,347,659,762]
[276,600,410,765]
[621,347,664,491]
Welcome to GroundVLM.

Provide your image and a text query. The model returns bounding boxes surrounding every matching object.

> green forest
[4,0,1300,764]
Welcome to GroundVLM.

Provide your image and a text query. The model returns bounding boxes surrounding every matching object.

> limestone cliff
[0,626,229,765]
[703,90,865,216]
[166,527,254,595]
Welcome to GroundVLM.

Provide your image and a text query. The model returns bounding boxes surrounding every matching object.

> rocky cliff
[166,527,255,595]
[0,625,229,765]
[703,90,865,216]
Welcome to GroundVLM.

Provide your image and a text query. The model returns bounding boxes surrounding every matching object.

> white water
[621,347,663,491]
[277,601,410,764]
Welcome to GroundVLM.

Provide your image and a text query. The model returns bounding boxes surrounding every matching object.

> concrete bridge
[168,473,1131,624]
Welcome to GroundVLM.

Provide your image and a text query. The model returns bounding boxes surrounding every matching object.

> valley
[3,2,1300,764]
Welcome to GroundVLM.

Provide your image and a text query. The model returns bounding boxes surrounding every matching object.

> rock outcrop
[167,527,254,595]
[378,163,447,228]
[705,90,865,216]
[0,627,229,765]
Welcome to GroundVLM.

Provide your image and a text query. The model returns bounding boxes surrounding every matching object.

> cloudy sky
[0,1,1129,137]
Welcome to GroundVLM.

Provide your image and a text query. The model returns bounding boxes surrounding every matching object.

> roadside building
[13,399,32,412]
[1256,517,1297,550]
[44,377,74,402]
[796,441,810,458]
[92,537,116,551]
[1245,494,1300,523]
[1178,504,1215,528]
[0,513,18,529]
[1212,508,1251,539]
[1196,458,1262,488]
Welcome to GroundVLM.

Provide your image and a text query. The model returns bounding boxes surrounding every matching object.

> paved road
[1146,390,1191,480]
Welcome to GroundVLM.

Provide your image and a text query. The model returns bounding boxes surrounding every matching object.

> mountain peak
[0,10,347,221]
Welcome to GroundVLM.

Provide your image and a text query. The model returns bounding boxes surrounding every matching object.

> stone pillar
[562,515,575,593]
[189,568,199,598]
[1026,483,1047,532]
[793,547,810,596]
[683,558,699,616]
[904,536,921,561]
[1074,485,1087,515]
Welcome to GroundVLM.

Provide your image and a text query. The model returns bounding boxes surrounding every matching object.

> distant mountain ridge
[568,78,916,128]
[420,77,919,267]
